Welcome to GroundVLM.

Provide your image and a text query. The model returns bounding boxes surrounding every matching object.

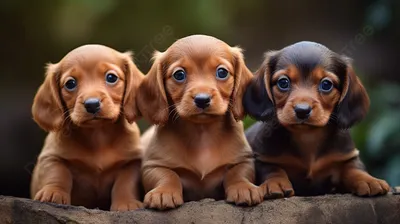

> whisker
[168,104,178,117]
[166,103,181,123]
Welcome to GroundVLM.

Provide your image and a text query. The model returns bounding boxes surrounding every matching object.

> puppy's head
[244,41,369,130]
[137,35,253,124]
[32,44,144,131]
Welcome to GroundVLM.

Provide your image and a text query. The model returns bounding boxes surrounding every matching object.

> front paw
[260,177,294,199]
[226,182,263,206]
[350,176,390,196]
[111,199,144,211]
[34,186,70,205]
[144,187,183,210]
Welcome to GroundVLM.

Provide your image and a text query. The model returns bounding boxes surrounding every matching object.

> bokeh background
[0,0,399,198]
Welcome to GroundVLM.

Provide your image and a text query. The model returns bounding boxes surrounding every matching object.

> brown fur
[244,41,390,197]
[31,44,144,211]
[137,35,261,210]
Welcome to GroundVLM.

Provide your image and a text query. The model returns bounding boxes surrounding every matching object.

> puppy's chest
[262,131,349,182]
[67,147,134,174]
[292,131,325,158]
[189,142,225,178]
[179,133,236,182]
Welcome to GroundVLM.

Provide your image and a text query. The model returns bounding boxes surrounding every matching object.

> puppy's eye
[216,66,230,80]
[277,76,290,91]
[105,70,119,85]
[172,68,186,83]
[319,78,333,93]
[64,78,77,91]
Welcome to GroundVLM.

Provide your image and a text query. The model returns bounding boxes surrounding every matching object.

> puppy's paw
[110,199,144,211]
[226,182,263,206]
[34,186,70,205]
[350,176,390,197]
[260,177,294,199]
[144,187,183,210]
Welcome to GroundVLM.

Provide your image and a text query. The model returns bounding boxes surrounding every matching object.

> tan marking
[271,65,300,83]
[256,149,360,182]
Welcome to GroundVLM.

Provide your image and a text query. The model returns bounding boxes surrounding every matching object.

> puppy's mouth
[184,113,219,123]
[77,116,116,126]
[288,122,318,129]
[84,116,113,122]
[278,103,330,128]
[178,109,223,123]
[281,118,328,129]
[175,95,228,122]
[191,112,219,118]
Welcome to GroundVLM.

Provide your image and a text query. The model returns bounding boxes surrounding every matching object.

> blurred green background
[0,0,399,198]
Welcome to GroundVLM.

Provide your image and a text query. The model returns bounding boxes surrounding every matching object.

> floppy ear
[120,51,145,123]
[136,51,169,125]
[335,58,370,129]
[32,63,64,132]
[230,47,254,121]
[242,51,278,121]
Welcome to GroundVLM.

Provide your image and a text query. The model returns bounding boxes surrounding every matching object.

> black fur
[243,74,275,121]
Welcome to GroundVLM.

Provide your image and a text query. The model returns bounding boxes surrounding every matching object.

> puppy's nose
[194,93,211,109]
[294,103,312,120]
[84,98,101,114]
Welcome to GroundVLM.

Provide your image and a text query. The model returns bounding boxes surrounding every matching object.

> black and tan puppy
[243,41,390,197]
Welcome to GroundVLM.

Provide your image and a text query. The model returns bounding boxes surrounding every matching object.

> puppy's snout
[294,103,312,120]
[194,93,211,109]
[84,98,101,114]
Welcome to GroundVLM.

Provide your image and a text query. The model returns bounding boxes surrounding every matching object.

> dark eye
[105,70,119,85]
[277,76,290,91]
[172,68,186,82]
[319,78,333,92]
[216,66,230,80]
[64,78,77,91]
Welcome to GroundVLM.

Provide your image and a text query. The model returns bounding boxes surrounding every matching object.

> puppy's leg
[341,158,390,196]
[110,160,143,211]
[224,159,263,206]
[142,167,183,210]
[257,161,294,199]
[32,156,72,205]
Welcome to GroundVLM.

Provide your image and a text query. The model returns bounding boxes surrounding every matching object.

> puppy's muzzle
[84,98,101,114]
[294,103,311,120]
[194,93,211,109]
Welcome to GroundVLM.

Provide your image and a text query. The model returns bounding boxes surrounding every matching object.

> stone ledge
[0,194,399,224]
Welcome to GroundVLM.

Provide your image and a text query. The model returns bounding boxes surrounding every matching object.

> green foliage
[362,83,400,186]
[243,116,257,130]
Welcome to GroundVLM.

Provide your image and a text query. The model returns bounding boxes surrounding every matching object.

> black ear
[334,57,370,129]
[243,75,274,121]
[243,51,278,121]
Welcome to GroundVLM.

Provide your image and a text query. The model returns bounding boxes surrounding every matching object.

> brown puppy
[244,41,390,197]
[137,34,262,210]
[31,44,144,211]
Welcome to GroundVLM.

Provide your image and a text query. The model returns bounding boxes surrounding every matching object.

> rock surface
[0,194,399,224]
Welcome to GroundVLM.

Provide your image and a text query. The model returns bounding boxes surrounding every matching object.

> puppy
[31,44,144,211]
[136,34,262,210]
[243,41,390,197]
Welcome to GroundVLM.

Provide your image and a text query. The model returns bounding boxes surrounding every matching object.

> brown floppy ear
[120,51,144,123]
[243,51,279,121]
[136,51,169,125]
[335,57,370,129]
[230,47,254,121]
[32,63,64,132]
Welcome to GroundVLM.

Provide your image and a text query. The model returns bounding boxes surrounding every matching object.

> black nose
[84,98,101,114]
[194,93,211,109]
[294,103,312,120]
